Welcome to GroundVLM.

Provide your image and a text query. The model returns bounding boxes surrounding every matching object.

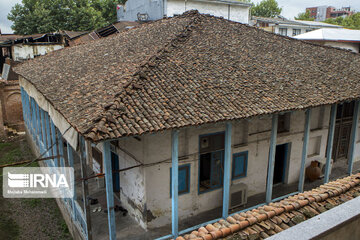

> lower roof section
[175,173,360,240]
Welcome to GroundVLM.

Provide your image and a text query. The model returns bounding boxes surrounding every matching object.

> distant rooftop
[252,16,343,29]
[294,28,360,42]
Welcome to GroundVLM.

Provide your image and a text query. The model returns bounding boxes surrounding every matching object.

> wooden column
[324,104,337,183]
[171,130,179,237]
[266,114,278,203]
[222,122,232,218]
[51,120,59,166]
[102,141,116,240]
[79,137,92,240]
[298,109,311,192]
[348,101,360,175]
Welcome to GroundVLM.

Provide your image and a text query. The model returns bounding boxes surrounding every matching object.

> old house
[14,11,360,240]
[294,28,360,53]
[117,0,252,24]
[252,16,342,37]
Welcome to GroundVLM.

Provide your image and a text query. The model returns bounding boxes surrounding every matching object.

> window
[279,28,287,36]
[170,164,190,196]
[305,29,313,33]
[199,132,225,193]
[292,29,301,36]
[232,152,248,180]
[278,113,291,133]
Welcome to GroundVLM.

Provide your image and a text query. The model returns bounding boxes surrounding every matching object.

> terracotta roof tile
[14,11,360,142]
[175,173,360,240]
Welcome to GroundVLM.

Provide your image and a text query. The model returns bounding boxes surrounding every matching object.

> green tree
[8,0,124,35]
[295,10,314,21]
[324,13,360,30]
[251,0,282,18]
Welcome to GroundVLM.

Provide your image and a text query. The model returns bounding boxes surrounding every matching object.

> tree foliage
[324,13,360,30]
[295,10,314,21]
[251,0,282,18]
[8,0,125,34]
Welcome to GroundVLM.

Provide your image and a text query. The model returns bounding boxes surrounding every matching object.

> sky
[0,0,360,33]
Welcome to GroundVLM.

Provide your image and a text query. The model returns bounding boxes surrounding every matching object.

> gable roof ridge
[85,10,203,141]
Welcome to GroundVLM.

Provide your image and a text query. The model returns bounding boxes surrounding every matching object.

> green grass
[0,214,19,240]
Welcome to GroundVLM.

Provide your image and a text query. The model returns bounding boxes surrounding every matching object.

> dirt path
[0,136,72,240]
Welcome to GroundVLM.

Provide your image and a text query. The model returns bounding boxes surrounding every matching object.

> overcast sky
[1,0,360,33]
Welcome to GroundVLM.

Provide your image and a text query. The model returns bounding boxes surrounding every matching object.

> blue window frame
[232,151,248,180]
[170,164,190,197]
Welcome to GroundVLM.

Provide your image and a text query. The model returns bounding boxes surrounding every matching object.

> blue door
[111,152,120,192]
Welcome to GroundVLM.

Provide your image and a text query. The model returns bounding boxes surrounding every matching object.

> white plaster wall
[12,44,64,61]
[166,0,250,24]
[323,41,360,53]
[143,106,333,228]
[274,25,315,37]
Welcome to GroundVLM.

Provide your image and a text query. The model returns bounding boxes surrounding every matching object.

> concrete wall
[323,41,360,53]
[109,106,334,228]
[11,44,64,61]
[167,0,250,23]
[117,0,250,24]
[117,0,164,21]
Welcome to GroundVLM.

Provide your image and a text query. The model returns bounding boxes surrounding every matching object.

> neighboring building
[0,33,65,72]
[306,6,355,22]
[294,28,360,53]
[117,0,252,24]
[64,21,139,47]
[14,11,360,240]
[252,16,343,37]
[0,33,65,136]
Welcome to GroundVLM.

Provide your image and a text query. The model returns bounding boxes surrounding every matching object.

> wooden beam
[79,137,93,240]
[57,128,65,168]
[102,141,116,240]
[45,112,52,165]
[40,109,47,154]
[324,104,337,183]
[348,101,360,175]
[51,120,58,167]
[298,109,311,192]
[266,114,278,203]
[222,122,232,218]
[171,130,179,237]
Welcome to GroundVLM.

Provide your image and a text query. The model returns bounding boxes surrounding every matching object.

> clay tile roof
[175,173,360,240]
[14,10,360,142]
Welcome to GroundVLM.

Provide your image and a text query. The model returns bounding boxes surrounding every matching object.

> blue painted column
[102,141,116,240]
[31,98,37,141]
[348,101,360,175]
[266,114,278,203]
[324,104,337,183]
[298,109,311,192]
[40,109,47,154]
[45,112,52,165]
[57,129,65,168]
[35,103,41,147]
[51,120,59,167]
[171,130,179,237]
[222,122,232,218]
[67,142,77,220]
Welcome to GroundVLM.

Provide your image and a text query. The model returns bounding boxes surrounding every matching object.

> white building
[117,0,252,24]
[294,28,360,53]
[252,16,343,37]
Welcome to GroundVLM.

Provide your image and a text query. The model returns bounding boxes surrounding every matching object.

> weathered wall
[12,44,64,61]
[117,0,164,21]
[139,106,332,228]
[323,41,360,53]
[0,79,24,132]
[167,0,250,23]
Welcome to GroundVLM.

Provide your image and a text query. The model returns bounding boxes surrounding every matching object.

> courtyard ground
[0,135,72,240]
